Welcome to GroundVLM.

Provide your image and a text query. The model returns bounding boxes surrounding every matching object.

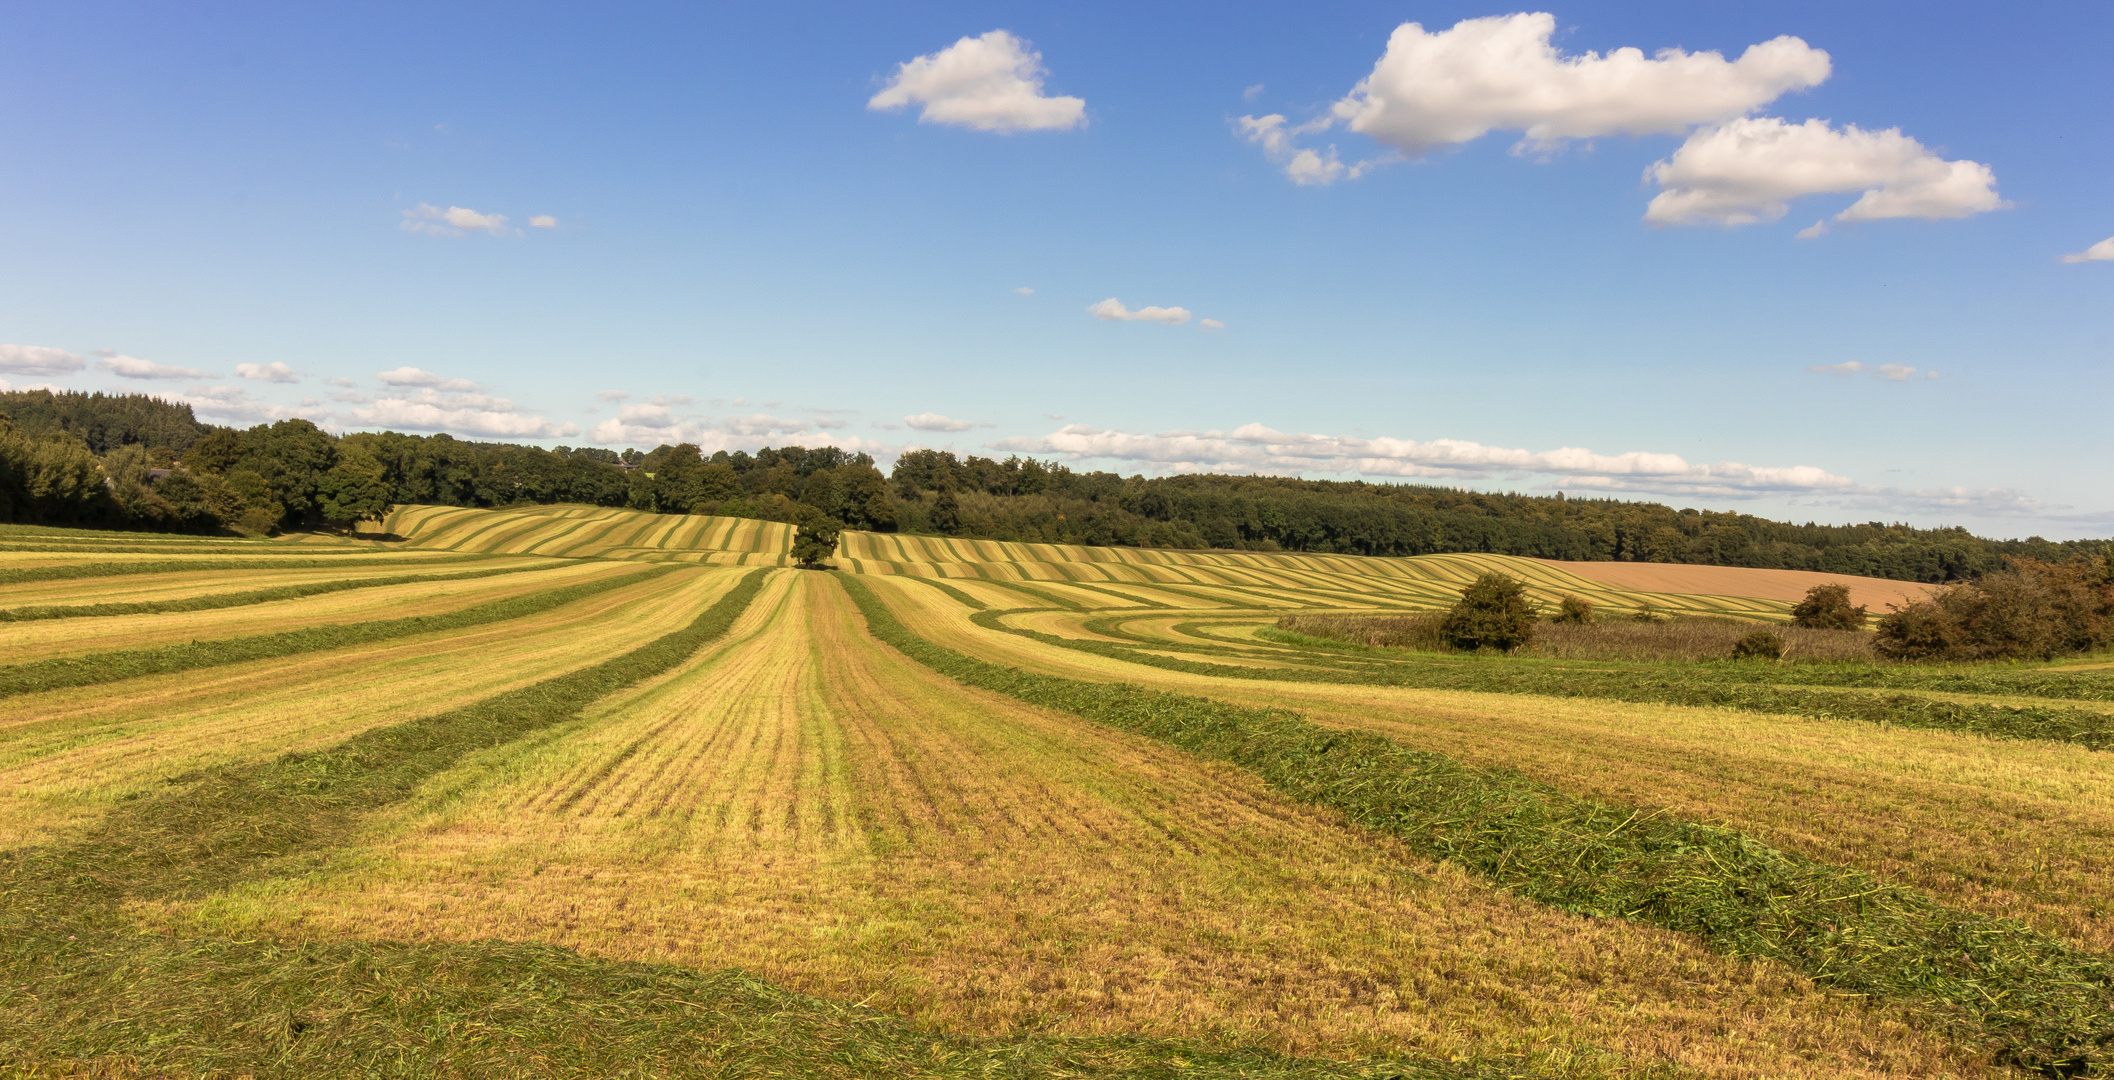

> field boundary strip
[836,572,2114,1077]
[0,563,682,700]
[0,565,1507,1079]
[0,559,569,623]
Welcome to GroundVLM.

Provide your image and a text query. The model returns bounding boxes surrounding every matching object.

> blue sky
[1,2,2107,537]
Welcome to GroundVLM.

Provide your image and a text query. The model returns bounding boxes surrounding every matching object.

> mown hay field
[6,505,2111,1079]
[367,503,793,564]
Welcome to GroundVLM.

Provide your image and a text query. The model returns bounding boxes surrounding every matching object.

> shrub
[1440,572,1538,652]
[1631,604,1667,624]
[1875,557,2114,662]
[1553,594,1594,624]
[1731,629,1785,661]
[1790,583,1867,630]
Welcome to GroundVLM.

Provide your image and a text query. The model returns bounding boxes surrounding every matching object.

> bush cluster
[1875,556,2114,662]
[1789,583,1867,630]
[1440,572,1538,652]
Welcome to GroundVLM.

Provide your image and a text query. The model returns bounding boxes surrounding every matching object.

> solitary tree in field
[1790,583,1867,630]
[791,508,843,568]
[1553,594,1594,624]
[1441,572,1538,652]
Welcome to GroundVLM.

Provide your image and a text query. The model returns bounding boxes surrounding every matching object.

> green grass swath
[839,573,2114,1077]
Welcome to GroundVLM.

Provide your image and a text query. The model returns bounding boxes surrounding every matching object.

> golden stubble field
[10,512,2108,1078]
[149,573,2000,1079]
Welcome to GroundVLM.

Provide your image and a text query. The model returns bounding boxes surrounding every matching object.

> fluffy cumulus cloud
[352,386,577,439]
[377,366,480,391]
[1242,13,1828,184]
[1645,118,2006,226]
[586,400,894,456]
[0,344,84,375]
[1338,13,1827,155]
[991,421,1855,499]
[528,215,559,229]
[904,412,975,432]
[103,354,209,380]
[235,361,299,383]
[400,204,514,237]
[176,385,330,425]
[868,30,1085,133]
[2062,236,2114,264]
[1087,298,1192,324]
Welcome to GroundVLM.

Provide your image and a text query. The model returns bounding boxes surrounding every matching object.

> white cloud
[992,421,1856,498]
[1237,114,1365,186]
[1645,117,2005,226]
[1087,298,1192,324]
[2061,236,2114,264]
[1243,83,1265,102]
[235,361,300,383]
[377,366,480,391]
[868,30,1085,133]
[595,389,632,402]
[353,396,577,439]
[400,203,514,237]
[1014,286,1035,296]
[177,385,331,425]
[0,344,84,375]
[1809,360,1939,382]
[904,412,976,432]
[529,215,559,229]
[1200,318,1226,330]
[103,354,209,380]
[0,378,62,392]
[329,389,370,404]
[1328,14,1829,156]
[326,376,359,388]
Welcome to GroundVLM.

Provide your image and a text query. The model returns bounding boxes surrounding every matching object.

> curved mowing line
[0,564,682,700]
[0,559,569,623]
[837,573,2114,1077]
[0,555,483,587]
[972,597,2114,751]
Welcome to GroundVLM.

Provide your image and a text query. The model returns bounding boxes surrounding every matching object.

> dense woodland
[3,389,2106,584]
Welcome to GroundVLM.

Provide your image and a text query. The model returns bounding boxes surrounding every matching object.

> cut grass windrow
[0,555,479,587]
[838,573,2114,1077]
[0,567,1507,1080]
[994,611,2114,752]
[0,564,680,699]
[0,937,1510,1080]
[0,560,566,622]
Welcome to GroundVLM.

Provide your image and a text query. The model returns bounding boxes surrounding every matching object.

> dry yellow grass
[862,576,2114,955]
[0,566,744,847]
[0,556,514,609]
[841,533,1797,620]
[155,574,1999,1079]
[1546,560,1941,612]
[0,558,615,663]
[371,503,793,564]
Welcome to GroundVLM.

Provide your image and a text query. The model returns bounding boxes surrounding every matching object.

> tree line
[4,390,2105,587]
